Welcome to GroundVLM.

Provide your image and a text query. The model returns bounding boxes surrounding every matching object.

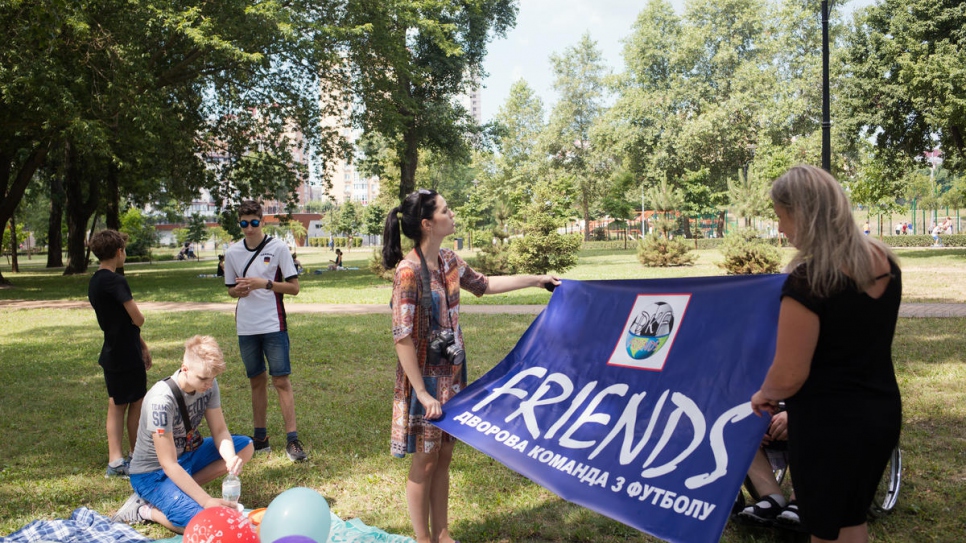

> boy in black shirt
[88,229,152,477]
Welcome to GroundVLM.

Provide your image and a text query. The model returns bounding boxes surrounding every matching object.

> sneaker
[252,436,271,455]
[285,439,307,462]
[105,459,130,479]
[112,493,147,524]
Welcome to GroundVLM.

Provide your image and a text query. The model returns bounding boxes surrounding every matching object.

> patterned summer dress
[390,248,488,457]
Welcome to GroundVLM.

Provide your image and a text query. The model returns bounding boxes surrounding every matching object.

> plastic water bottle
[222,473,241,507]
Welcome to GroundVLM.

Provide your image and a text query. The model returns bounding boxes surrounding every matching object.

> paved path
[2,299,966,317]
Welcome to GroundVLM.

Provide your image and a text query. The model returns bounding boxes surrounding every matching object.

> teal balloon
[259,487,331,543]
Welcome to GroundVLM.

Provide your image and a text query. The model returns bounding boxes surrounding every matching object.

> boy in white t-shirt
[224,200,307,462]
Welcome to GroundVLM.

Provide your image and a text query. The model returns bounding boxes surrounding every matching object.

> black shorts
[103,365,148,405]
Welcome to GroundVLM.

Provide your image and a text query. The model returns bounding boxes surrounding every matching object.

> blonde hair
[183,335,226,375]
[770,165,896,298]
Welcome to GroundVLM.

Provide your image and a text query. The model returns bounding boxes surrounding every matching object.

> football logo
[608,294,690,371]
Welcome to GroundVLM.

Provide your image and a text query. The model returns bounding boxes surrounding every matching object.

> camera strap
[241,235,272,278]
[414,246,447,331]
[163,375,194,434]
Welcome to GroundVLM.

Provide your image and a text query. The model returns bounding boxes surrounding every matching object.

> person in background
[216,255,225,278]
[328,248,343,270]
[737,411,801,528]
[88,229,152,478]
[382,189,559,543]
[751,165,902,543]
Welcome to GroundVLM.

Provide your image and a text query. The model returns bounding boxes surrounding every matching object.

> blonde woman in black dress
[751,165,902,543]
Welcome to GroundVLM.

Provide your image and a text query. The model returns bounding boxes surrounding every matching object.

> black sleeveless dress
[782,261,902,539]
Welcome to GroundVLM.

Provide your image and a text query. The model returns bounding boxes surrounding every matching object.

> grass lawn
[2,246,966,304]
[0,305,964,542]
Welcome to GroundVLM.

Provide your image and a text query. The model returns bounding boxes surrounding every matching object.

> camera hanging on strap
[414,246,465,366]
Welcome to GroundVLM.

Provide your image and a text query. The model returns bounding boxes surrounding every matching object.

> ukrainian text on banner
[434,275,786,543]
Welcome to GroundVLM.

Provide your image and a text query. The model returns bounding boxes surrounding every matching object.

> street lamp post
[821,0,835,173]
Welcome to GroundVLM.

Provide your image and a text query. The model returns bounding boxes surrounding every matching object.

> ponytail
[381,189,440,270]
[382,206,403,269]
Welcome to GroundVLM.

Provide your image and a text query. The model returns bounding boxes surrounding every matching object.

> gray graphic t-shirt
[129,370,221,475]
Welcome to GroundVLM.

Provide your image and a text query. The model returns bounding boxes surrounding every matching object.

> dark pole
[821,0,832,172]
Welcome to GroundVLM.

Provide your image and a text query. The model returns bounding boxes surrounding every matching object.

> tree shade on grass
[0,309,963,542]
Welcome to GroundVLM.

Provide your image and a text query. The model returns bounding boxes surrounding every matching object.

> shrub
[368,249,394,281]
[333,236,363,248]
[508,232,582,274]
[718,229,782,275]
[879,234,966,248]
[591,226,608,241]
[473,237,515,275]
[636,234,697,267]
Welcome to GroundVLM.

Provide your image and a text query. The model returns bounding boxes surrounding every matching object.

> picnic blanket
[0,508,150,543]
[156,510,414,543]
[2,508,414,543]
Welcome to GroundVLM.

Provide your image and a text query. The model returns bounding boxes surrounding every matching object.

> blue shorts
[130,435,252,528]
[238,331,291,379]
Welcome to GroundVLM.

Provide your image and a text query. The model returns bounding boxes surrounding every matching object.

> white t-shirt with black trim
[224,236,298,336]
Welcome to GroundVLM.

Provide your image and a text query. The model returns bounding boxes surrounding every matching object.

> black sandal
[737,495,785,524]
[776,501,806,532]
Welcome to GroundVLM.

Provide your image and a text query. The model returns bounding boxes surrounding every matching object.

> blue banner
[434,275,787,543]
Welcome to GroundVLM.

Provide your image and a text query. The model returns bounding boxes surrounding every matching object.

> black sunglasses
[413,189,436,217]
[239,219,261,228]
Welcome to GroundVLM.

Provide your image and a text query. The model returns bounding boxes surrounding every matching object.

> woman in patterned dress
[382,189,559,543]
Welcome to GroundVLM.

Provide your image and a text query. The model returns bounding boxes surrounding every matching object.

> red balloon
[184,506,258,543]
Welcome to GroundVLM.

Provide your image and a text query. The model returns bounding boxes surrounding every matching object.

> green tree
[2,219,29,270]
[335,201,360,247]
[119,208,156,259]
[340,0,518,202]
[727,166,772,228]
[544,33,610,241]
[600,0,841,238]
[601,169,638,248]
[208,226,233,253]
[285,220,308,248]
[1,0,345,280]
[507,181,582,274]
[186,214,208,247]
[843,0,966,175]
[490,80,548,216]
[847,151,907,235]
[362,203,387,246]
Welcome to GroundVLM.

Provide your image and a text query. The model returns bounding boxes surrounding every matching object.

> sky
[478,0,877,123]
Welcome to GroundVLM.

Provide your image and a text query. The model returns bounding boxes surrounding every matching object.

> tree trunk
[105,162,124,274]
[105,161,121,230]
[0,140,52,285]
[398,126,419,203]
[47,171,65,268]
[64,142,100,275]
[716,210,726,238]
[9,214,19,273]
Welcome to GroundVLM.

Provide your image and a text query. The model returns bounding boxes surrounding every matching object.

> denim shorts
[130,435,253,528]
[238,331,291,378]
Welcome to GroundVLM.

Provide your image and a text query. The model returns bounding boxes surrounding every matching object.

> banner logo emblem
[609,294,690,370]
